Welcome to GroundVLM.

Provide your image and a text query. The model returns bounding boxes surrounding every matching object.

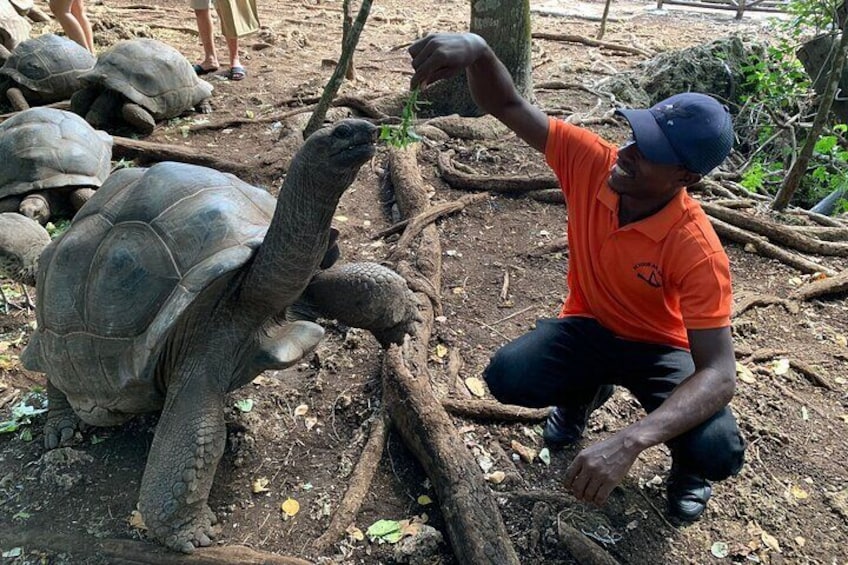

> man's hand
[564,433,641,506]
[409,33,487,90]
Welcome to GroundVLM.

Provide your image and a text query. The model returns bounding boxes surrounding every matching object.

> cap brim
[616,108,681,167]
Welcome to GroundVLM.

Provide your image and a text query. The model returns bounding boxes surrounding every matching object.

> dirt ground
[1,0,848,564]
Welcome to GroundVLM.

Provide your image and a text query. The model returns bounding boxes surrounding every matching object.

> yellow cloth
[213,0,259,38]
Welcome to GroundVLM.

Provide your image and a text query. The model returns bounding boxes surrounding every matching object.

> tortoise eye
[333,124,353,139]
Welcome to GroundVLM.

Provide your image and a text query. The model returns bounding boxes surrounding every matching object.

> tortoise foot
[147,504,218,554]
[122,102,156,135]
[44,409,82,449]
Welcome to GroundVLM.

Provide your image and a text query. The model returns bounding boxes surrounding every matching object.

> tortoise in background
[21,119,419,553]
[0,107,112,224]
[0,0,30,58]
[0,33,96,111]
[71,38,213,135]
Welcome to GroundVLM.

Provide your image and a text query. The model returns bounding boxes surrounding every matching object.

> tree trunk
[421,0,532,117]
[797,32,848,124]
[774,24,848,210]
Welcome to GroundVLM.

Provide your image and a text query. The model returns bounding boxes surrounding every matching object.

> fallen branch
[531,31,652,57]
[701,201,848,257]
[111,136,254,178]
[438,151,559,193]
[528,236,568,257]
[373,192,489,240]
[189,106,315,132]
[787,224,848,242]
[313,413,388,551]
[525,188,565,204]
[790,269,848,301]
[708,217,837,277]
[442,399,550,423]
[0,100,69,123]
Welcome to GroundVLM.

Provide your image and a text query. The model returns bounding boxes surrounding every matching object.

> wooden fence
[656,0,791,19]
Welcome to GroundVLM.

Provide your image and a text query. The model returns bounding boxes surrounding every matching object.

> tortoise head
[291,119,377,192]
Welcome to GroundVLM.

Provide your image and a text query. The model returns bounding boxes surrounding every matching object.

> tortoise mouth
[333,136,377,166]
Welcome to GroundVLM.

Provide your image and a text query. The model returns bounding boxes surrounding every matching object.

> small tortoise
[21,119,419,553]
[71,38,213,135]
[0,34,96,111]
[0,107,112,224]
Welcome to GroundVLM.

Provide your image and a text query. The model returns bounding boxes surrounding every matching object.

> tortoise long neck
[237,157,343,322]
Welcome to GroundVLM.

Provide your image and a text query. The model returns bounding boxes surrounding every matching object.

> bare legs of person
[49,0,94,52]
[225,36,245,81]
[193,8,220,74]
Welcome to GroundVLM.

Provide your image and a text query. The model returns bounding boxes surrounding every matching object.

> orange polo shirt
[544,117,732,350]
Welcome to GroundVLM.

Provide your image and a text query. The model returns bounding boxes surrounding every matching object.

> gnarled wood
[442,398,550,422]
[438,150,560,193]
[790,269,848,301]
[111,136,254,178]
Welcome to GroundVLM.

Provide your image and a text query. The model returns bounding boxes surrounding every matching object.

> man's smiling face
[607,138,696,203]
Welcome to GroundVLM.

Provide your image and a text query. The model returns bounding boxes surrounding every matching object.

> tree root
[423,114,509,140]
[111,136,254,179]
[708,217,837,277]
[442,399,550,422]
[379,145,521,564]
[732,291,799,318]
[531,31,653,57]
[373,192,490,241]
[313,413,388,551]
[790,269,848,301]
[0,530,311,564]
[700,201,848,257]
[557,521,622,565]
[387,192,490,260]
[438,151,559,193]
[735,347,834,390]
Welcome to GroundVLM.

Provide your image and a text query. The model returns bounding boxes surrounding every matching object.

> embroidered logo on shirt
[633,262,663,288]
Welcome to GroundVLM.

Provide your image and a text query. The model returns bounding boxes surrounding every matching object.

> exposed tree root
[708,217,837,277]
[0,531,311,564]
[525,188,566,204]
[111,136,254,178]
[423,114,509,140]
[700,201,848,257]
[790,269,848,301]
[438,151,559,192]
[442,399,550,422]
[189,106,315,132]
[735,347,834,390]
[528,236,568,257]
[380,145,522,564]
[388,192,490,260]
[0,101,69,123]
[557,522,622,565]
[373,192,490,241]
[732,291,799,318]
[313,413,388,551]
[788,224,848,241]
[531,31,652,57]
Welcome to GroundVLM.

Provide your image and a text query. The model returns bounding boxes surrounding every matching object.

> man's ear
[680,170,701,188]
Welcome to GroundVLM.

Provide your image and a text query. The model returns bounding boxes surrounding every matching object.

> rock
[392,525,444,565]
[39,447,94,490]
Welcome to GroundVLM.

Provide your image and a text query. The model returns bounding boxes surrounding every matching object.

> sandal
[227,66,246,81]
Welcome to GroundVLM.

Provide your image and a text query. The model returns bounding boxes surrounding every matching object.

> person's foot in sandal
[227,65,246,81]
[193,63,220,75]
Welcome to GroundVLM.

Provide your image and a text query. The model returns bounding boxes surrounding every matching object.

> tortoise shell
[22,162,277,419]
[0,107,112,200]
[0,0,30,51]
[79,38,213,119]
[0,34,95,100]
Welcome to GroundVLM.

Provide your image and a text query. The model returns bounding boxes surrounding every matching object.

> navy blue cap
[615,93,733,176]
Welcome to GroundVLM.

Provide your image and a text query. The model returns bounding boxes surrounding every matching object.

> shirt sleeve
[544,117,616,201]
[677,251,733,330]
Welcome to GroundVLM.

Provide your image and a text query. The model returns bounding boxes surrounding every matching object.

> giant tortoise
[0,34,96,110]
[0,107,112,224]
[0,0,29,58]
[20,119,419,553]
[71,38,213,135]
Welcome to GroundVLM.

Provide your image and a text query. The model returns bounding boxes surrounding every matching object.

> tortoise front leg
[138,368,225,553]
[6,87,30,111]
[44,380,82,449]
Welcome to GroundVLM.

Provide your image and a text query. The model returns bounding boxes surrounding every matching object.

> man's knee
[482,346,525,405]
[672,408,746,481]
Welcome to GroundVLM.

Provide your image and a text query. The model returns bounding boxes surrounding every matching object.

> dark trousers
[483,317,745,481]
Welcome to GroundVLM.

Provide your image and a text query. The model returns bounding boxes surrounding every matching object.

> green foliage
[739,42,809,109]
[45,219,71,239]
[784,0,842,34]
[379,88,425,148]
[0,391,47,435]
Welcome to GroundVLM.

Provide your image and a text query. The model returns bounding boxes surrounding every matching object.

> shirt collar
[597,183,688,242]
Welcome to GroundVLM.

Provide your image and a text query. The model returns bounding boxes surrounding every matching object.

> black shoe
[543,385,614,448]
[666,464,712,523]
